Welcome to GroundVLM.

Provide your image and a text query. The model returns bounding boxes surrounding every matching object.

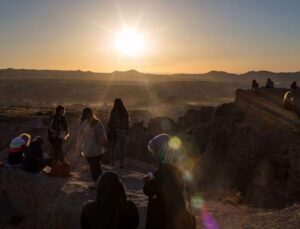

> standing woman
[107,98,129,168]
[48,105,69,163]
[80,108,108,189]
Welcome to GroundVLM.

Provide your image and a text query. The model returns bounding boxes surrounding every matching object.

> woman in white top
[78,107,108,189]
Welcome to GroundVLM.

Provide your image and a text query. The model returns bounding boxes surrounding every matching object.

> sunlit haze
[0,0,300,73]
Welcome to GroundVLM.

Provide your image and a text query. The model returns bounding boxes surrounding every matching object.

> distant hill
[1,68,300,85]
[0,68,299,107]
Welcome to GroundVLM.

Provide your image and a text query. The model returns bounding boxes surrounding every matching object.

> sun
[115,27,144,57]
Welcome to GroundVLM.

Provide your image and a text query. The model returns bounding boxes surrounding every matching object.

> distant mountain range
[1,68,300,86]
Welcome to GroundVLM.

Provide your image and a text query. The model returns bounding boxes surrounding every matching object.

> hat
[148,134,175,163]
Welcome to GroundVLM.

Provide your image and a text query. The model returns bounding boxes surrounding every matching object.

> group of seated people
[250,79,300,115]
[4,133,51,173]
[252,78,298,91]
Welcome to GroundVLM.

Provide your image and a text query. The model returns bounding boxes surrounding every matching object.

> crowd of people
[2,97,196,229]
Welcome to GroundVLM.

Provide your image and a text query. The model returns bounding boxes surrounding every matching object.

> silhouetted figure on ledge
[265,78,274,89]
[283,91,299,115]
[252,80,259,91]
[81,172,139,229]
[291,81,298,90]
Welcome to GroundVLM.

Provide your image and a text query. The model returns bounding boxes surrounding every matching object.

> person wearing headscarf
[143,134,194,229]
[81,172,139,229]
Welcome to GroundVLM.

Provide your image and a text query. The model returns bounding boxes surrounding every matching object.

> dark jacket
[48,116,68,140]
[143,163,194,229]
[23,141,45,173]
[81,200,139,229]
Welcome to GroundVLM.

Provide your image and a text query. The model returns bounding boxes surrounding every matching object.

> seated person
[7,133,31,166]
[81,172,139,229]
[252,80,259,91]
[291,81,298,90]
[283,91,299,115]
[144,134,195,229]
[265,78,274,89]
[23,136,50,173]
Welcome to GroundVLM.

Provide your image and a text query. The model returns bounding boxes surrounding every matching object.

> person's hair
[55,105,65,117]
[19,133,31,146]
[94,172,127,228]
[81,107,99,127]
[110,98,128,119]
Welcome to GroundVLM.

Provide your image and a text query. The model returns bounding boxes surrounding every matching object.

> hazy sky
[0,0,299,73]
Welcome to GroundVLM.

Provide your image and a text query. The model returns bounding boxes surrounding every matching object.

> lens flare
[191,194,219,229]
[183,170,194,182]
[192,193,204,210]
[168,136,182,150]
[201,208,219,229]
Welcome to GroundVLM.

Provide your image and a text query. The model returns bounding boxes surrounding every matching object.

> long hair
[95,172,127,228]
[110,98,128,120]
[80,107,99,127]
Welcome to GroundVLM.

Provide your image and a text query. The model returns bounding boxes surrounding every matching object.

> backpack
[49,161,71,177]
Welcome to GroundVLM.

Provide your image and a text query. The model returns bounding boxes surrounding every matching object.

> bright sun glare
[115,27,144,57]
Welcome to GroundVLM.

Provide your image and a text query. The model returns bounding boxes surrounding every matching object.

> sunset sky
[0,0,299,74]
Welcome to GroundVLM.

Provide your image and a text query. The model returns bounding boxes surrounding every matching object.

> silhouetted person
[283,91,299,115]
[252,80,259,91]
[23,136,49,173]
[291,81,298,90]
[144,134,196,229]
[265,78,274,89]
[79,108,108,190]
[48,105,69,163]
[81,172,139,229]
[107,98,129,168]
[7,133,31,166]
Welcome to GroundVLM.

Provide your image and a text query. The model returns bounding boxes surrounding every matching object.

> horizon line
[1,67,300,76]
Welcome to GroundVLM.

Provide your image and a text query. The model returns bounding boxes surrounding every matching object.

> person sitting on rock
[7,133,31,167]
[251,80,259,91]
[265,78,274,89]
[291,81,298,90]
[23,136,50,173]
[143,134,196,229]
[283,91,299,115]
[81,171,139,229]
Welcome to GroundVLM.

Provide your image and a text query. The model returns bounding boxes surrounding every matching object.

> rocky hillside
[1,88,300,228]
[191,88,300,208]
